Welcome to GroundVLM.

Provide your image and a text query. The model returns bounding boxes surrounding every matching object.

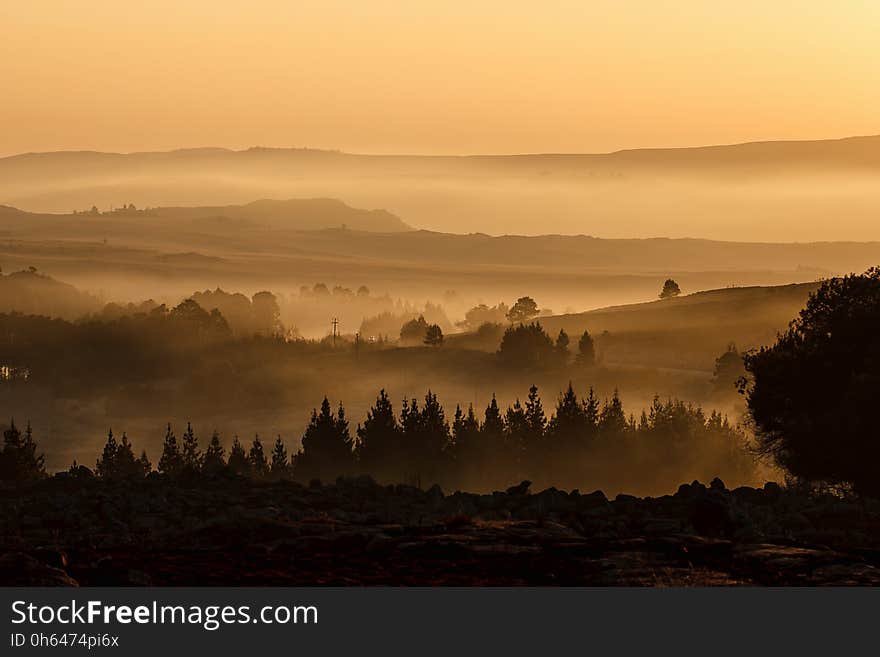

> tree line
[2,384,754,494]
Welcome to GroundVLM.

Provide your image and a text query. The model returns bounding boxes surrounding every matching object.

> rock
[579,490,609,508]
[689,491,735,537]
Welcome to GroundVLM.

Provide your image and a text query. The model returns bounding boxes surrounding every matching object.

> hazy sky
[2,1,879,156]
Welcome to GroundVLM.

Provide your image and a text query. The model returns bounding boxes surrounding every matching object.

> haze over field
[2,2,880,499]
[4,136,880,240]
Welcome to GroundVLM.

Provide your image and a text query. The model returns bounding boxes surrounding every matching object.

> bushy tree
[659,279,681,299]
[506,296,540,324]
[424,324,444,346]
[711,343,745,395]
[457,303,509,331]
[399,315,429,345]
[743,268,880,494]
[498,322,557,369]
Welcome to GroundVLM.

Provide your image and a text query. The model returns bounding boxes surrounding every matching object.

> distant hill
[538,283,821,371]
[147,198,410,232]
[0,268,100,319]
[0,198,411,236]
[3,135,880,182]
[4,136,880,240]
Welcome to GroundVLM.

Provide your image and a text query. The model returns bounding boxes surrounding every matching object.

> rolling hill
[4,135,880,240]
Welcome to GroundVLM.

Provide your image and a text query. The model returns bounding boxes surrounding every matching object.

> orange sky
[2,1,879,156]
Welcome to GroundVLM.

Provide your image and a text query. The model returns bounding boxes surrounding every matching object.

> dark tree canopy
[424,323,444,346]
[743,268,880,494]
[659,279,682,299]
[295,397,354,482]
[0,419,45,481]
[399,315,428,345]
[506,296,540,324]
[577,329,596,366]
[498,322,559,369]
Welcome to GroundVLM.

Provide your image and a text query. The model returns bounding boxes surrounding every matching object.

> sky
[2,1,879,156]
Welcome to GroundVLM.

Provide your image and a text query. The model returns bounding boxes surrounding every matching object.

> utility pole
[331,317,339,347]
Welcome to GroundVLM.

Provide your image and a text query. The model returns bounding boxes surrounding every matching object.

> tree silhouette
[577,329,596,366]
[295,398,354,482]
[743,268,880,494]
[181,422,202,473]
[548,383,593,458]
[498,322,556,369]
[248,435,269,478]
[403,390,449,485]
[270,435,289,477]
[399,315,428,345]
[158,424,183,476]
[424,324,444,346]
[96,430,146,479]
[202,431,226,474]
[356,389,401,479]
[0,419,45,481]
[96,429,118,479]
[555,329,570,360]
[659,279,681,299]
[227,436,248,475]
[599,390,628,439]
[711,343,745,395]
[506,296,539,324]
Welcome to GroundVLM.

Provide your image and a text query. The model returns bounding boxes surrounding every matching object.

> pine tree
[270,435,289,477]
[113,432,142,479]
[158,423,183,476]
[181,422,202,473]
[1,419,45,481]
[599,390,628,438]
[356,389,400,480]
[202,430,226,474]
[524,385,547,448]
[227,436,248,475]
[505,398,528,459]
[295,398,354,482]
[555,329,570,361]
[583,387,600,429]
[137,450,152,476]
[96,429,119,478]
[577,330,596,366]
[248,435,269,478]
[451,404,480,465]
[405,390,449,485]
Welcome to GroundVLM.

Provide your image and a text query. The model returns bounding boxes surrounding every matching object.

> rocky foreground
[2,473,880,586]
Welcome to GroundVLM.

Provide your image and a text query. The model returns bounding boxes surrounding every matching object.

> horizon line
[3,132,880,161]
